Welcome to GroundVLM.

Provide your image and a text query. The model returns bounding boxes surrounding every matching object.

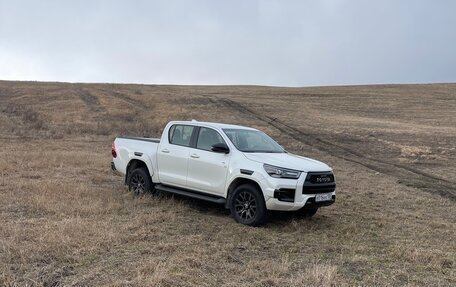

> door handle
[161,149,170,153]
[190,154,200,158]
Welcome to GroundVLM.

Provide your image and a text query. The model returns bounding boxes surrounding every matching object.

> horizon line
[1,79,455,89]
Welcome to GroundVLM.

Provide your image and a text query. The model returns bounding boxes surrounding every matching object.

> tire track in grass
[98,88,149,111]
[77,89,106,113]
[95,87,157,137]
[215,97,455,200]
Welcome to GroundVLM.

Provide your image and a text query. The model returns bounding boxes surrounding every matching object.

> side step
[154,184,226,204]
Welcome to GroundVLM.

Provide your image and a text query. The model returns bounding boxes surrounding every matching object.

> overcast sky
[0,0,455,86]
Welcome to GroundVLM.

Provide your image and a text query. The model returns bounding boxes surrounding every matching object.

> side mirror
[211,143,230,154]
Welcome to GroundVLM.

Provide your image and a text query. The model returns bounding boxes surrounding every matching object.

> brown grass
[0,80,455,286]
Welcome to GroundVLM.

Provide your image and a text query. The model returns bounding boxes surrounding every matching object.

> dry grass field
[0,80,455,286]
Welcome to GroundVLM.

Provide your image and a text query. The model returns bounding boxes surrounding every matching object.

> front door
[186,127,230,195]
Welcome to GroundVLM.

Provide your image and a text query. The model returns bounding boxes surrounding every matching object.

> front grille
[303,171,336,194]
[308,173,335,184]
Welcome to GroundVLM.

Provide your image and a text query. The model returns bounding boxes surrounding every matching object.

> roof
[168,120,257,131]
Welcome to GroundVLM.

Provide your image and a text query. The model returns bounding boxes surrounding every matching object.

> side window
[196,127,226,151]
[169,125,194,147]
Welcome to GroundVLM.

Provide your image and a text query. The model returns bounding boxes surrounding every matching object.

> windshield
[222,128,285,153]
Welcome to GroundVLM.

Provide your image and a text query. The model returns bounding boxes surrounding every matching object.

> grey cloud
[0,0,455,86]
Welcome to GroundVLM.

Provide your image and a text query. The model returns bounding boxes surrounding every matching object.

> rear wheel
[128,168,152,195]
[230,184,267,226]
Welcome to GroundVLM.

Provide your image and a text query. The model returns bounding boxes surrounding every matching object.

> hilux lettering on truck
[111,121,336,226]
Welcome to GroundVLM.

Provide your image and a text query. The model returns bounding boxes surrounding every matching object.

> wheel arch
[125,159,152,185]
[225,177,264,208]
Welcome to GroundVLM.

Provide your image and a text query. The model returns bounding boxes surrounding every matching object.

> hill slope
[0,81,455,286]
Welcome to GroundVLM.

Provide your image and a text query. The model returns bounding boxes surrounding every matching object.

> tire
[128,168,153,195]
[296,207,318,218]
[230,184,267,226]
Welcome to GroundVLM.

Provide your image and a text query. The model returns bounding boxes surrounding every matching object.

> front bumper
[265,193,336,211]
[259,172,336,211]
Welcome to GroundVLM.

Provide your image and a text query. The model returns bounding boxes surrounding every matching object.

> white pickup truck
[111,121,336,226]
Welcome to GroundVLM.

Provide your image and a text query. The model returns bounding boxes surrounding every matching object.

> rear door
[157,124,196,187]
[186,127,230,195]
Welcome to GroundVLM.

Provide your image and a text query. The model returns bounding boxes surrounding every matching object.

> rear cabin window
[168,125,194,147]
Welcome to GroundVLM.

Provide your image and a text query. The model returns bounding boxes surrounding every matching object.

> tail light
[111,142,117,158]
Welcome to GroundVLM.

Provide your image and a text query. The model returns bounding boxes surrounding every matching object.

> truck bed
[117,136,160,143]
[113,136,160,177]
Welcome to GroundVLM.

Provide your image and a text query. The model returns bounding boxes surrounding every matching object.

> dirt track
[216,96,455,200]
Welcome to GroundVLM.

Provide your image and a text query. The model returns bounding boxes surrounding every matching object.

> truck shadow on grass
[144,190,334,228]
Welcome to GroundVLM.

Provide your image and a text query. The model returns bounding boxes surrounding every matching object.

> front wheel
[230,184,267,226]
[128,168,153,195]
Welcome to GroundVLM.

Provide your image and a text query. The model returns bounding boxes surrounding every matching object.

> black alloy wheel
[234,191,257,221]
[230,184,267,226]
[128,168,152,195]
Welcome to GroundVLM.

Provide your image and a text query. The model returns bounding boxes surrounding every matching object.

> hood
[243,152,331,172]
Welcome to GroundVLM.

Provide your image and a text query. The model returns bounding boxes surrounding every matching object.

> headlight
[263,164,301,179]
